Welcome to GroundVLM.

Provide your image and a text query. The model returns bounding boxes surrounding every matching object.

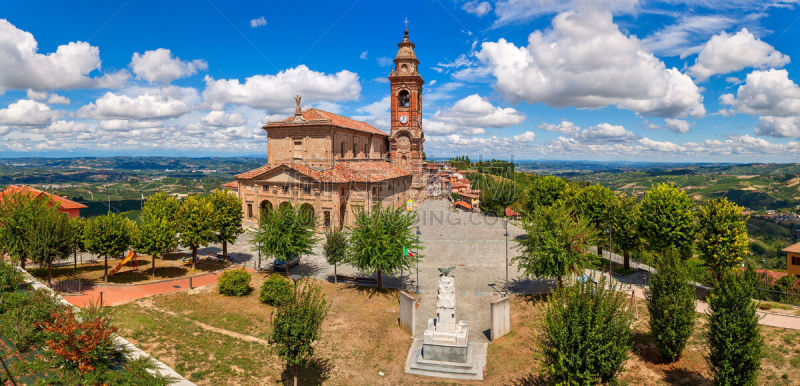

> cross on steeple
[404,17,409,33]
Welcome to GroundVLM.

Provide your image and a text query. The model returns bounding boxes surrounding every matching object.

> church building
[234,29,426,229]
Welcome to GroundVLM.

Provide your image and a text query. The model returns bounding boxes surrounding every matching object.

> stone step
[409,361,479,376]
[416,357,474,370]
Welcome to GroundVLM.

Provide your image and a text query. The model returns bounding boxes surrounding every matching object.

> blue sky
[2,0,800,162]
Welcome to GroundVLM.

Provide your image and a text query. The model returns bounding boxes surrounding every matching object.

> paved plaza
[217,198,544,343]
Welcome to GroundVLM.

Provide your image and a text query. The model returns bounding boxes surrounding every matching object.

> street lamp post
[504,219,509,296]
[606,226,612,274]
[416,225,421,294]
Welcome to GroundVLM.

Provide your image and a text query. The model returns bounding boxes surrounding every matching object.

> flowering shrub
[37,307,118,373]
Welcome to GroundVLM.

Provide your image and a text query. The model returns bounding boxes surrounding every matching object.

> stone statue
[437,274,456,309]
[293,94,304,120]
[438,267,455,276]
[422,265,469,362]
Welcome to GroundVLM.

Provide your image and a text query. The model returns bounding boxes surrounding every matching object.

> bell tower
[389,28,425,195]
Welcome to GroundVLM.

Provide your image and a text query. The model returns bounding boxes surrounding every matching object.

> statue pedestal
[422,318,469,362]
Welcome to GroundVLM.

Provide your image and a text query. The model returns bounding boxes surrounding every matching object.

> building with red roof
[504,207,521,219]
[235,30,427,229]
[0,185,87,218]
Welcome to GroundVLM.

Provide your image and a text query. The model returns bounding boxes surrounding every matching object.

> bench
[335,275,378,285]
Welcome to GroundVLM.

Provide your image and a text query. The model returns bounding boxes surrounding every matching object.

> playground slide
[109,250,137,275]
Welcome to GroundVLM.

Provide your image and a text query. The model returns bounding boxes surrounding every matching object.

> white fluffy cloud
[424,94,525,135]
[538,120,579,134]
[689,29,790,81]
[664,118,691,133]
[0,19,126,94]
[476,9,705,118]
[46,120,93,134]
[724,69,800,117]
[463,1,492,17]
[577,123,637,143]
[202,110,245,127]
[250,17,267,28]
[755,116,800,138]
[202,65,361,111]
[78,87,197,120]
[26,89,70,105]
[0,99,61,126]
[537,120,637,142]
[131,49,208,83]
[513,131,536,142]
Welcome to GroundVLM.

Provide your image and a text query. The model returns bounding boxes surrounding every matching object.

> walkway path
[62,270,237,307]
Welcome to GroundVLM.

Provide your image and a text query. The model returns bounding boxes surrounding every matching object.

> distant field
[0,156,266,218]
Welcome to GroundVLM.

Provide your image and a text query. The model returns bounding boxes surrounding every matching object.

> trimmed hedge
[259,275,293,306]
[645,254,696,362]
[707,271,764,385]
[217,269,252,296]
[539,276,634,384]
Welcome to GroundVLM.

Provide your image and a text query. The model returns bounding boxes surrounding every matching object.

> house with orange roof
[0,185,87,218]
[235,30,428,229]
[782,242,800,276]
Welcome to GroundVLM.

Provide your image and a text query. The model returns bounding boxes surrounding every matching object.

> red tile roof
[221,181,239,189]
[0,185,87,210]
[269,108,387,136]
[454,201,472,210]
[235,161,410,183]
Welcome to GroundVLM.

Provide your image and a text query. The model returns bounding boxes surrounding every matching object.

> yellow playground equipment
[109,250,138,275]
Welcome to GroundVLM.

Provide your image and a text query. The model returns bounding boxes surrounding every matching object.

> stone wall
[490,295,510,341]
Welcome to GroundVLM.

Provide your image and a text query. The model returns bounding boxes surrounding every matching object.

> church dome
[394,30,419,64]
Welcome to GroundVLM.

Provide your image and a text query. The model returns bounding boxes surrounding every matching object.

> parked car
[272,255,300,271]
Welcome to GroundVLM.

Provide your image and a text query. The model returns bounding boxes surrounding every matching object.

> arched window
[397,90,410,107]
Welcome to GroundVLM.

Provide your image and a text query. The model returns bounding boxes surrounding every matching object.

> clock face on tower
[399,114,408,124]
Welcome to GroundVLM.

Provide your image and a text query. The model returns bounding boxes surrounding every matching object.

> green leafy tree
[84,213,136,282]
[347,204,423,289]
[270,281,330,386]
[645,252,697,362]
[177,195,215,270]
[540,275,633,384]
[569,184,615,256]
[70,217,87,268]
[209,190,244,260]
[0,191,51,269]
[638,183,696,258]
[135,193,180,276]
[476,174,520,217]
[524,175,569,214]
[513,202,598,287]
[24,207,75,287]
[252,203,317,276]
[707,271,764,385]
[609,193,642,270]
[323,228,348,283]
[697,198,749,280]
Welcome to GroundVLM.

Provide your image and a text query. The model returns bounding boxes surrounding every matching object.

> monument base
[405,338,487,381]
[422,341,468,362]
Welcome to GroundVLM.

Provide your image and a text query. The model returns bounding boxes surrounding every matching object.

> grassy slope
[112,277,800,385]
